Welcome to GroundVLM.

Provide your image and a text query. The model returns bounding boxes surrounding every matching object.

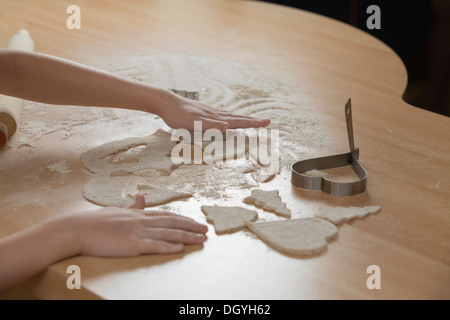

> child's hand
[0,195,208,293]
[158,90,270,132]
[69,195,208,257]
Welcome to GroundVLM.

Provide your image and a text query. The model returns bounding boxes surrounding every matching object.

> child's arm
[0,195,208,294]
[0,49,269,132]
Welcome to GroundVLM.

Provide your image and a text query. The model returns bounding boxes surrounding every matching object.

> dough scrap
[171,130,249,164]
[315,206,381,224]
[83,174,191,207]
[243,189,291,218]
[136,184,192,206]
[201,205,258,234]
[81,129,177,174]
[83,174,146,207]
[244,218,338,256]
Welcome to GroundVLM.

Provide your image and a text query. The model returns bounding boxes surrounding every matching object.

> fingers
[141,215,208,234]
[139,228,206,245]
[225,117,270,129]
[135,226,207,254]
[198,102,270,131]
[135,218,208,255]
[217,109,270,127]
[127,194,146,209]
[134,215,208,255]
[200,118,230,133]
[142,210,180,217]
[137,239,184,254]
[200,116,270,132]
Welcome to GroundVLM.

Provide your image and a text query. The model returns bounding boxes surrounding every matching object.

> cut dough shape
[244,218,338,256]
[83,174,191,207]
[172,129,249,164]
[243,189,291,218]
[136,184,192,206]
[201,205,258,234]
[83,174,146,207]
[315,206,381,224]
[81,129,177,174]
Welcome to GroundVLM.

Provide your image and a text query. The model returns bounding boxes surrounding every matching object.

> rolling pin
[0,29,35,149]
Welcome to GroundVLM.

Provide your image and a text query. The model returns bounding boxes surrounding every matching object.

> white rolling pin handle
[0,29,35,149]
[8,29,35,51]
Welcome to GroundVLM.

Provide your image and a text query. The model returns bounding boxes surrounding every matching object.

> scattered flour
[8,102,120,150]
[79,54,327,203]
[4,54,327,207]
[108,54,326,167]
[46,160,72,175]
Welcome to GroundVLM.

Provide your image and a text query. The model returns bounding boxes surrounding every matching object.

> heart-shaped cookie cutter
[170,89,199,101]
[291,98,367,196]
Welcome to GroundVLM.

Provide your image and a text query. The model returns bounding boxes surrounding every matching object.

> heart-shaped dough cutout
[245,218,338,256]
[201,205,258,234]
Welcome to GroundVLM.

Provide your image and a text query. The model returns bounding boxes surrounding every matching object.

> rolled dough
[201,205,258,234]
[79,54,326,206]
[244,218,338,256]
[81,129,177,174]
[83,174,191,207]
[315,206,381,224]
[243,189,291,218]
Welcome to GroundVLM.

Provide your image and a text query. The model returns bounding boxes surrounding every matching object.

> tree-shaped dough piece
[243,189,291,218]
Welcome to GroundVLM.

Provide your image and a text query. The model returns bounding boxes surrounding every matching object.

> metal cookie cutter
[291,98,367,196]
[170,89,199,101]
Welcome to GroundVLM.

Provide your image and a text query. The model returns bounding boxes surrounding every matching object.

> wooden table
[0,0,449,300]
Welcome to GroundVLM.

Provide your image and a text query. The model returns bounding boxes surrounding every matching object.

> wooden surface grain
[0,0,449,300]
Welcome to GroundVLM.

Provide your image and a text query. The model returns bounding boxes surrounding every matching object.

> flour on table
[108,54,327,167]
[245,218,338,256]
[46,160,72,174]
[80,54,326,205]
[2,101,124,155]
[201,205,258,234]
[315,206,381,224]
[243,189,291,218]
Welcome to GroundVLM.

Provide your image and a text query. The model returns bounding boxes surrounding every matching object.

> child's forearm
[0,49,166,115]
[0,48,270,133]
[0,217,79,294]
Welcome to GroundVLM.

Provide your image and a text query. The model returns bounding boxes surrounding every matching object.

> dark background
[259,0,450,117]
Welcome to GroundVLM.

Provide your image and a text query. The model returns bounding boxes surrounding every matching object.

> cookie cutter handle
[345,98,355,152]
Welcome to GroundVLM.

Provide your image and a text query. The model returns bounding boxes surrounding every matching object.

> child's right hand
[156,89,271,132]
